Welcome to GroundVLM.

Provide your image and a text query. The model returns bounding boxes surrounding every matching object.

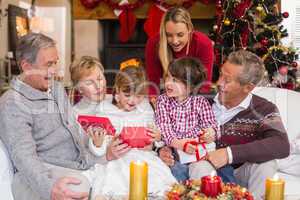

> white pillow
[290,134,300,154]
[277,154,300,176]
[0,139,13,182]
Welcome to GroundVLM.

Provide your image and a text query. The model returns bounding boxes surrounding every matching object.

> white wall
[0,0,72,85]
[281,0,300,54]
[74,20,102,60]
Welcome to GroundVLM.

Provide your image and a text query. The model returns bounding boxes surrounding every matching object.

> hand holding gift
[87,126,107,148]
[199,127,216,143]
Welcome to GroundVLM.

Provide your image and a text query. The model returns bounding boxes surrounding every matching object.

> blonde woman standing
[145,7,214,97]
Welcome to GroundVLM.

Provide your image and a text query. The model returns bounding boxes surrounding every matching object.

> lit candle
[129,161,148,200]
[265,174,285,200]
[201,171,222,197]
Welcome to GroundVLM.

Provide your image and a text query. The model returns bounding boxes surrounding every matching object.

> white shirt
[212,93,253,163]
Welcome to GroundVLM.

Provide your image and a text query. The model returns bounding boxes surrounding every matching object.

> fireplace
[100,19,147,87]
[99,19,214,87]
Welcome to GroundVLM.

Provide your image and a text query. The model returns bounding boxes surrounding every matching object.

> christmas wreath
[166,180,254,200]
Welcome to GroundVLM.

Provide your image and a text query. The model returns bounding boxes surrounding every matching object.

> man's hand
[106,136,130,161]
[207,148,229,169]
[158,146,175,166]
[51,177,88,200]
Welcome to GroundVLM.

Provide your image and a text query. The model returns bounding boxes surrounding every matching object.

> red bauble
[80,0,100,9]
[292,62,298,68]
[282,12,289,18]
[279,66,288,75]
[260,38,268,46]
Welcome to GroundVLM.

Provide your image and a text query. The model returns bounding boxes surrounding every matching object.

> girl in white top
[70,56,110,150]
[71,59,176,198]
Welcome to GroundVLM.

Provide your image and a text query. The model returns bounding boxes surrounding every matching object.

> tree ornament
[292,62,298,68]
[260,38,268,46]
[256,4,263,12]
[216,0,222,8]
[282,12,289,18]
[223,19,231,26]
[279,66,289,75]
[213,25,218,31]
[80,0,100,9]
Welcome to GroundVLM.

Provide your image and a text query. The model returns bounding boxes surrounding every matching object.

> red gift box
[119,127,152,148]
[77,115,116,136]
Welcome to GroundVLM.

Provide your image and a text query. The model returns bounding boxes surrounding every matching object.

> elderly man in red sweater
[158,50,290,199]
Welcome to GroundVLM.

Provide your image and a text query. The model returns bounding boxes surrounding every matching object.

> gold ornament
[213,25,218,31]
[256,5,263,12]
[224,19,231,26]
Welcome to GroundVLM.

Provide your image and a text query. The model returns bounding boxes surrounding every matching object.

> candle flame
[241,188,247,193]
[210,171,216,177]
[273,173,279,180]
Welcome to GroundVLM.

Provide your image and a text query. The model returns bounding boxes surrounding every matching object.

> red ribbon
[183,140,207,161]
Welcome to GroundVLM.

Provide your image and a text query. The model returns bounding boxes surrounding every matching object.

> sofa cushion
[252,87,300,140]
[0,139,14,200]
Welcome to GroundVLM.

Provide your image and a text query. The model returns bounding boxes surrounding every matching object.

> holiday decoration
[282,11,289,18]
[260,38,268,46]
[144,4,166,38]
[292,62,298,68]
[223,19,231,26]
[166,179,254,200]
[210,0,298,90]
[201,175,222,197]
[279,66,288,76]
[78,0,214,41]
[80,0,100,9]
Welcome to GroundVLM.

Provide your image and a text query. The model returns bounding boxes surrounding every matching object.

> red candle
[201,174,222,197]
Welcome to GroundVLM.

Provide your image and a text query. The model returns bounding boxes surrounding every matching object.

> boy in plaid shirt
[155,57,236,183]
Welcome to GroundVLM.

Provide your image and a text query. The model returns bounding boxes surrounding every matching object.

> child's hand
[184,143,197,155]
[87,126,106,147]
[177,138,198,155]
[146,124,161,142]
[199,127,216,143]
[149,96,157,110]
[140,144,153,151]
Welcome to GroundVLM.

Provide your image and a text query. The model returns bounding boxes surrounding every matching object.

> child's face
[164,73,189,101]
[78,67,106,102]
[116,91,145,112]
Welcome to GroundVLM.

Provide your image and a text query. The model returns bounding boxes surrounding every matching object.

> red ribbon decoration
[183,140,207,161]
[80,0,214,11]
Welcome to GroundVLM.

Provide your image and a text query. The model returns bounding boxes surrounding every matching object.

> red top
[145,31,214,96]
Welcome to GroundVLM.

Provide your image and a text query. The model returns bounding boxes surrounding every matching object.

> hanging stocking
[114,0,136,43]
[144,4,167,38]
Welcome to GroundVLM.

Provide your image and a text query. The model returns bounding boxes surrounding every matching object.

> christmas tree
[210,0,299,90]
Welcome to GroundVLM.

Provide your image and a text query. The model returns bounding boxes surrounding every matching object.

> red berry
[279,66,288,75]
[292,62,298,68]
[282,12,289,18]
[260,38,268,46]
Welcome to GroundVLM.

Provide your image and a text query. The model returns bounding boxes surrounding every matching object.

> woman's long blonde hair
[159,7,194,76]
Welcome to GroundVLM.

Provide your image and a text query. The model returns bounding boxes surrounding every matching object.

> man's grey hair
[227,50,266,86]
[16,33,56,69]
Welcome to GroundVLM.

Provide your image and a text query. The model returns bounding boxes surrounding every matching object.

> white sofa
[1,87,300,199]
[252,87,300,197]
[0,139,14,200]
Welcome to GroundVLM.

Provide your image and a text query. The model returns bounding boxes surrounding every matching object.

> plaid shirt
[155,94,218,145]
